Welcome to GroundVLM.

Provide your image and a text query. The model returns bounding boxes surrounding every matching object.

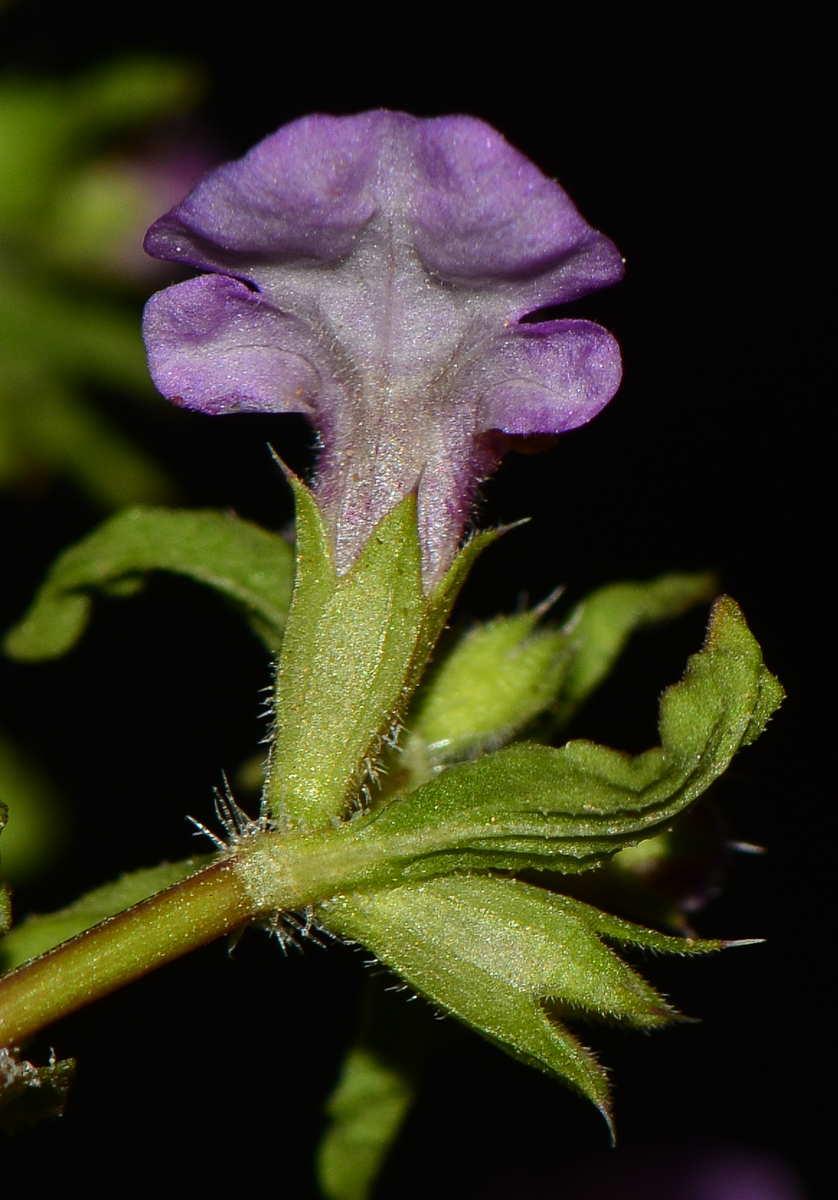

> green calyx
[263,479,495,830]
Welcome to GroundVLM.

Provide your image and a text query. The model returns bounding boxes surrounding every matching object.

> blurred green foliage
[0,731,67,885]
[0,55,205,504]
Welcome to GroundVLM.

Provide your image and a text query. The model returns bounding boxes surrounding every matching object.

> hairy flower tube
[142,110,624,583]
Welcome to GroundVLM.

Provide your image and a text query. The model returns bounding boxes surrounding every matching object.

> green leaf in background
[0,284,174,504]
[399,572,716,788]
[0,1048,76,1133]
[0,731,68,885]
[0,57,205,504]
[0,57,201,237]
[317,978,439,1200]
[4,507,295,661]
[0,856,210,973]
[322,875,726,1130]
[553,571,718,725]
[0,369,171,507]
[349,598,782,878]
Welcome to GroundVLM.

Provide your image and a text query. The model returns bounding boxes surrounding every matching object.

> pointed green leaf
[4,507,295,661]
[399,572,715,784]
[554,571,717,724]
[536,890,726,955]
[322,876,720,1126]
[321,876,609,1125]
[408,526,500,700]
[349,597,782,877]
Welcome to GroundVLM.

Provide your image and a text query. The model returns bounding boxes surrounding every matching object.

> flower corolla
[143,111,624,583]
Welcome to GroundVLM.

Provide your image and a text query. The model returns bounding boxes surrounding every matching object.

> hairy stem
[0,818,432,1050]
[0,859,250,1048]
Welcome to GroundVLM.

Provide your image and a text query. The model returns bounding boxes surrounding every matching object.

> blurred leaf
[317,979,436,1200]
[70,57,202,133]
[0,371,171,507]
[322,875,724,1129]
[4,507,295,661]
[0,272,151,390]
[319,1048,414,1200]
[0,856,210,972]
[0,58,201,232]
[0,1048,76,1133]
[0,279,173,504]
[554,571,718,724]
[0,57,205,504]
[351,598,783,878]
[0,731,68,884]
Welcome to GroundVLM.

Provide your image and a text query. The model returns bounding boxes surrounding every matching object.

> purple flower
[143,111,623,584]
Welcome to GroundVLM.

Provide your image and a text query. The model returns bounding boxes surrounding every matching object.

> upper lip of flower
[142,110,624,585]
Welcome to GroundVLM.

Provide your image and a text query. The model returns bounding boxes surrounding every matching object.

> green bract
[322,876,723,1129]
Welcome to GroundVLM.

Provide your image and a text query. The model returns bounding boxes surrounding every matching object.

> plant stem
[0,817,422,1050]
[0,790,509,1051]
[0,859,250,1048]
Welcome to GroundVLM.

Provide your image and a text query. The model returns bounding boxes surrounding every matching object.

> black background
[0,4,829,1196]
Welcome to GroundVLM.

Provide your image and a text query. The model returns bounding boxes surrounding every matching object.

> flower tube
[143,111,624,583]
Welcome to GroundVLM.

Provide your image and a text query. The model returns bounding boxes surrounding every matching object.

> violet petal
[143,111,624,582]
[143,274,330,417]
[473,320,623,436]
